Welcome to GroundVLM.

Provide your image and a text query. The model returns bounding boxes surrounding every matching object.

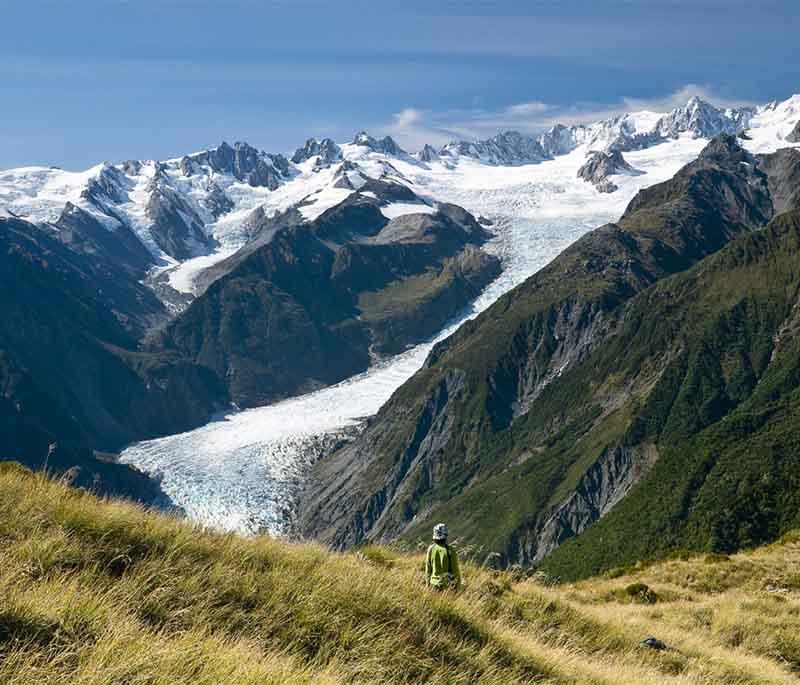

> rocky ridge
[299,136,799,569]
[577,150,643,193]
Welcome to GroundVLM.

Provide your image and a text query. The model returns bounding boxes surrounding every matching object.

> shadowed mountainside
[300,137,800,578]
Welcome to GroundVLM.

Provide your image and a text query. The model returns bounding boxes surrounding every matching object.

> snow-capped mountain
[439,131,549,166]
[1,93,798,310]
[351,132,406,156]
[291,138,343,169]
[438,96,763,167]
[653,96,754,139]
[3,90,798,534]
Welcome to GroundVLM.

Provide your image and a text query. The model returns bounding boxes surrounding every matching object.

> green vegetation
[358,246,499,355]
[3,464,800,684]
[542,210,800,579]
[302,139,800,580]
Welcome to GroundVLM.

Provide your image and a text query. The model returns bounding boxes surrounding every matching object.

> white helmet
[433,523,448,540]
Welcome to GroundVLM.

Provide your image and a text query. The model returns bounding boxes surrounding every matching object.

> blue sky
[2,0,798,169]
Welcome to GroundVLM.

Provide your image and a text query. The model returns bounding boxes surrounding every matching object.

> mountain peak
[291,137,342,167]
[685,94,709,109]
[352,132,405,156]
[440,130,549,165]
[655,97,745,140]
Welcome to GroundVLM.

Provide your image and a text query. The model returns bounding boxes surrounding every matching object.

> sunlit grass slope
[2,462,799,684]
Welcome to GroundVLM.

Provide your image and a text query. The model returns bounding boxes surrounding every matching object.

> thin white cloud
[393,108,423,128]
[381,85,759,151]
[383,108,463,150]
[504,101,553,117]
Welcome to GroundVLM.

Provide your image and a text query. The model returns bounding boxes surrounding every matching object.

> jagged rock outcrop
[787,120,800,143]
[521,444,659,561]
[181,141,290,189]
[352,132,406,156]
[82,163,129,205]
[440,131,549,166]
[417,144,439,162]
[536,123,582,157]
[525,97,755,161]
[145,171,212,260]
[203,181,234,218]
[331,160,367,189]
[577,150,643,193]
[299,135,790,560]
[291,137,343,169]
[654,96,753,140]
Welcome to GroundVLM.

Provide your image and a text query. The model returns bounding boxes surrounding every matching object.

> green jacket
[425,542,461,589]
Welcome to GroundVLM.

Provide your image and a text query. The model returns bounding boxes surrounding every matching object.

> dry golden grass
[1,462,799,684]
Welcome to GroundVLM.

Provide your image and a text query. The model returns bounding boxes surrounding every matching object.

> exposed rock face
[121,159,142,176]
[522,444,659,561]
[758,148,800,214]
[55,203,154,280]
[440,131,549,166]
[655,96,753,140]
[787,120,800,143]
[203,181,234,218]
[301,368,467,548]
[291,138,343,169]
[145,172,212,260]
[331,160,367,189]
[352,132,406,156]
[82,163,129,205]
[181,141,290,189]
[417,144,439,162]
[476,97,756,164]
[577,150,643,193]
[299,135,787,559]
[538,123,579,157]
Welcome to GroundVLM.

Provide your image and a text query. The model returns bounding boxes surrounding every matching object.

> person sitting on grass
[425,523,461,591]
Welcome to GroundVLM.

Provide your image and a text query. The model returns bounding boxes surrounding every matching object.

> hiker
[425,523,461,590]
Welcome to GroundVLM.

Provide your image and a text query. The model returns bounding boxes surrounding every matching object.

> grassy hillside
[2,464,800,684]
[300,140,800,576]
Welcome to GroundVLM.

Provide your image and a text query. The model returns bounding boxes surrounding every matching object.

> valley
[3,92,799,565]
[119,138,707,534]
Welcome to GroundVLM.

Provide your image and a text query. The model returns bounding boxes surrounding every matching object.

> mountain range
[2,92,800,573]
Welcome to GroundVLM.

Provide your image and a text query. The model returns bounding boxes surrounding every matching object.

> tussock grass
[1,463,799,684]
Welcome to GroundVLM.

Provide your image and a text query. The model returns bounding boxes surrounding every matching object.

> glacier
[119,137,709,535]
[3,92,796,536]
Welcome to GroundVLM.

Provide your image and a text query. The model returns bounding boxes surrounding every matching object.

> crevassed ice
[119,137,707,535]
